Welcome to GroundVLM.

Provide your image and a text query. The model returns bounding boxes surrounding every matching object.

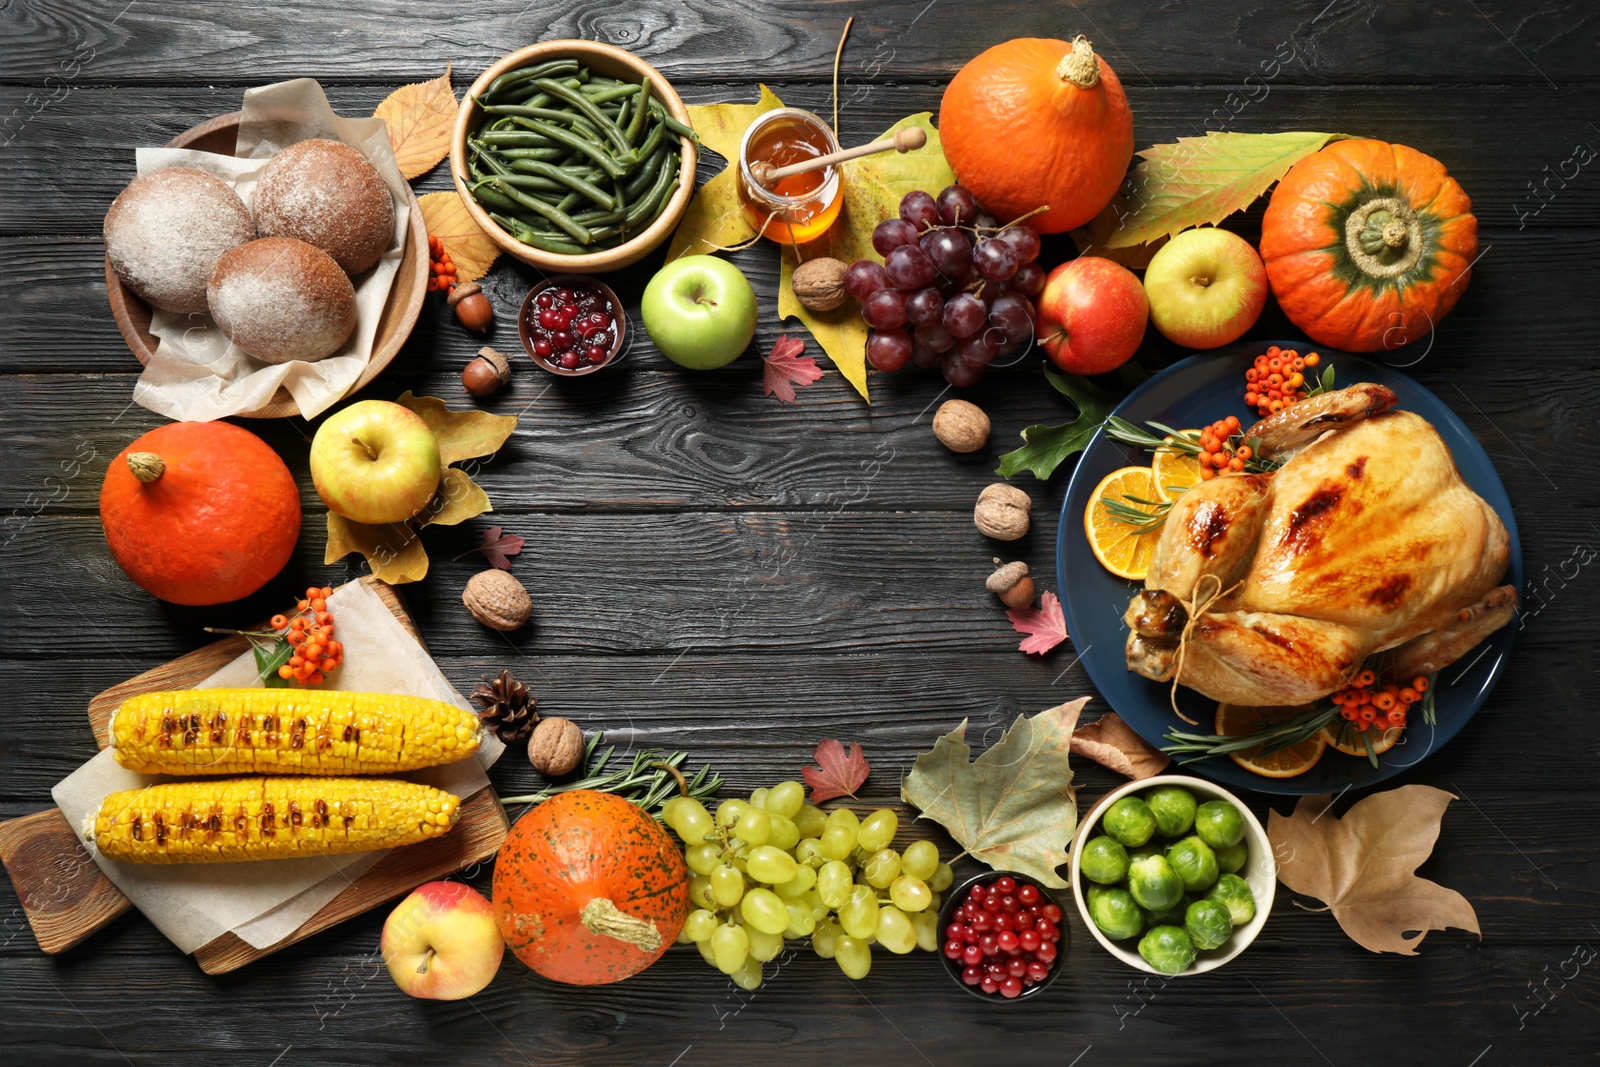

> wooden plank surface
[2,1,1598,1064]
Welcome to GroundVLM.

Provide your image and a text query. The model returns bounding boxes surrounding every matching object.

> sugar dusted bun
[207,237,357,364]
[253,138,393,276]
[104,167,254,314]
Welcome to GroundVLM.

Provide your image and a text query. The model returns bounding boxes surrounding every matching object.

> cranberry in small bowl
[937,870,1068,1002]
[518,275,626,376]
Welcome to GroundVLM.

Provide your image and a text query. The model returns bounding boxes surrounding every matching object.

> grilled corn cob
[108,689,482,776]
[85,777,460,863]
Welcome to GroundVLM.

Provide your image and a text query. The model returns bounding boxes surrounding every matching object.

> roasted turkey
[1124,383,1517,706]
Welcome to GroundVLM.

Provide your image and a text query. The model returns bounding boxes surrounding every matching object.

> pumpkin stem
[651,760,691,798]
[1381,220,1407,248]
[126,452,165,483]
[1057,35,1101,89]
[580,897,663,954]
[1347,197,1424,278]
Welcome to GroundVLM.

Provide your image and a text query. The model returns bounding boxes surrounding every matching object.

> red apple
[382,881,503,1000]
[1143,227,1267,349]
[1034,257,1148,375]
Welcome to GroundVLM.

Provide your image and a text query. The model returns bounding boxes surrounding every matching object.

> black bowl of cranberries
[518,275,626,376]
[938,870,1067,1001]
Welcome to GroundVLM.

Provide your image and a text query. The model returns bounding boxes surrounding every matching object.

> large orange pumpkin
[1260,138,1477,352]
[940,35,1133,233]
[99,421,300,605]
[493,790,689,986]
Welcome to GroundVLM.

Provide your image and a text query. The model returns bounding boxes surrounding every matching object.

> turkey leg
[1388,585,1519,677]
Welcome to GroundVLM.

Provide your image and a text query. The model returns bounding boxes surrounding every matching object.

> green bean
[584,83,641,105]
[483,172,573,195]
[473,184,532,215]
[627,76,652,145]
[625,151,679,230]
[481,178,593,243]
[508,117,626,178]
[480,130,557,148]
[572,206,626,225]
[494,146,567,162]
[502,160,615,209]
[482,58,579,100]
[622,139,667,199]
[622,120,665,174]
[529,77,631,155]
[556,191,583,214]
[642,98,698,141]
[469,142,515,177]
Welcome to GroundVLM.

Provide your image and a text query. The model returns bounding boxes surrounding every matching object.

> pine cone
[470,668,538,742]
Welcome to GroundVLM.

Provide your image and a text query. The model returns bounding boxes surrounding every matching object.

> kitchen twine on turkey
[1168,574,1245,724]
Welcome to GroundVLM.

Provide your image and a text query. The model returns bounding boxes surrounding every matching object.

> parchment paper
[129,78,411,422]
[53,581,504,955]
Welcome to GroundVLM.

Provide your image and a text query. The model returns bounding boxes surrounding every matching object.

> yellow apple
[382,881,503,1000]
[310,400,441,525]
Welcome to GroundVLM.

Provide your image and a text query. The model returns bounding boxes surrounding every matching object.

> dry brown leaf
[373,65,456,180]
[1269,785,1481,955]
[1070,713,1171,780]
[417,191,500,283]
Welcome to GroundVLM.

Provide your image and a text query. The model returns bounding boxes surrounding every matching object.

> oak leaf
[458,525,525,570]
[665,84,784,260]
[1105,131,1342,249]
[1269,785,1481,955]
[900,698,1086,888]
[373,65,456,180]
[1070,713,1170,780]
[1008,591,1068,655]
[763,334,822,403]
[417,191,500,283]
[802,738,869,803]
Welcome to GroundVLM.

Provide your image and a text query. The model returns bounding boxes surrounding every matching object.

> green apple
[640,254,758,369]
[310,399,441,525]
[1143,228,1267,349]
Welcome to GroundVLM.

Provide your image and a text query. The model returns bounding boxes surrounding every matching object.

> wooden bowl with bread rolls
[105,112,428,419]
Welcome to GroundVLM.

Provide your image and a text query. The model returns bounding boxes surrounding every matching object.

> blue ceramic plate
[1056,342,1522,795]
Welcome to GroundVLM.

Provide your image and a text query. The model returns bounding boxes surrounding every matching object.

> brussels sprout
[1145,785,1198,838]
[1128,843,1164,863]
[1144,898,1187,930]
[1206,873,1257,926]
[1194,800,1247,849]
[1087,886,1147,941]
[1138,925,1197,975]
[1126,853,1184,912]
[1215,840,1248,875]
[1185,899,1233,951]
[1102,796,1158,847]
[1079,835,1130,885]
[1166,835,1220,893]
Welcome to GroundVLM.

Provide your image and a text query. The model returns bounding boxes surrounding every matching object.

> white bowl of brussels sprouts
[1070,775,1275,976]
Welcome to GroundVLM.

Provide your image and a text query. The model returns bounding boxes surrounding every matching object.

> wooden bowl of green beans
[450,41,698,274]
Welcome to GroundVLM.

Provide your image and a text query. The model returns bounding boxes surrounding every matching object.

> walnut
[790,257,849,312]
[975,483,1032,541]
[462,568,531,631]
[528,716,584,776]
[932,399,991,453]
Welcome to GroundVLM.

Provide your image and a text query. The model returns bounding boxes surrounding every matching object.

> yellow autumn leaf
[777,253,869,399]
[373,65,457,180]
[690,83,784,165]
[325,513,430,584]
[419,468,491,527]
[665,85,785,260]
[394,391,517,466]
[417,190,500,283]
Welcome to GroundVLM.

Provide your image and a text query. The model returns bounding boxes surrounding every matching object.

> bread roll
[207,237,357,364]
[104,167,255,314]
[253,138,394,275]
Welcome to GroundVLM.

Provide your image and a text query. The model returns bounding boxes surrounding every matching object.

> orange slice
[1085,466,1166,581]
[1320,722,1403,757]
[1150,432,1203,503]
[1216,702,1326,778]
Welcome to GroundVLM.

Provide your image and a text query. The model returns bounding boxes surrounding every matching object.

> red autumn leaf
[802,738,869,802]
[763,334,823,403]
[1009,590,1068,655]
[455,524,525,570]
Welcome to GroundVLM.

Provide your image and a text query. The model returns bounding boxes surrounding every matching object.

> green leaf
[254,640,292,688]
[995,365,1137,480]
[1106,131,1343,248]
[900,699,1087,888]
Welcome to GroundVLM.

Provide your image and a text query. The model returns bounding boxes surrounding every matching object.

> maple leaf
[456,525,525,570]
[802,738,869,803]
[1105,131,1343,248]
[372,65,456,180]
[763,334,822,403]
[997,364,1141,480]
[1009,591,1068,655]
[417,191,500,283]
[1070,713,1170,780]
[1269,785,1481,955]
[900,699,1086,888]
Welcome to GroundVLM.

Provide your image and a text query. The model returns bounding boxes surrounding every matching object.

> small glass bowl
[936,870,1069,1003]
[517,274,627,377]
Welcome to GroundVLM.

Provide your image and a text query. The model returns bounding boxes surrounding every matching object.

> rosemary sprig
[1101,491,1173,530]
[1104,416,1280,473]
[1162,705,1338,763]
[500,731,723,818]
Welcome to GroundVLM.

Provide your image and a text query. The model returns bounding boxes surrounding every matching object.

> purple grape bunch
[845,184,1045,387]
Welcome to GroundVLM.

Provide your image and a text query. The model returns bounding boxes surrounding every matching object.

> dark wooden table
[3,2,1597,1064]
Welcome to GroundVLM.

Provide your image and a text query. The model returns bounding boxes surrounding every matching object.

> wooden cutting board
[0,577,508,973]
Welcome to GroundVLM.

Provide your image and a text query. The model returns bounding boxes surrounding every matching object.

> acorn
[448,280,494,332]
[987,558,1036,609]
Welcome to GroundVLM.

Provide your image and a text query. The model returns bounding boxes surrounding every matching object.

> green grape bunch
[662,781,955,988]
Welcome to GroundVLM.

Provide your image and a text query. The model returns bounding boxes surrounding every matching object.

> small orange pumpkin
[1260,138,1477,352]
[492,790,689,986]
[940,35,1133,233]
[99,421,300,605]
